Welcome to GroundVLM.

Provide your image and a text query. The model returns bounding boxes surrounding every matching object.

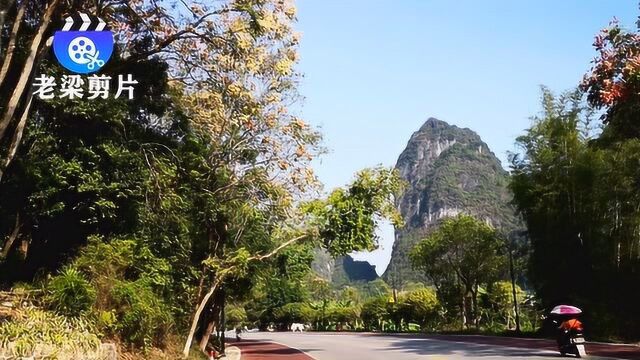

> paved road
[239,332,625,360]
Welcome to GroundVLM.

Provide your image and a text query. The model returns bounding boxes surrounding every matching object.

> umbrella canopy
[551,305,582,315]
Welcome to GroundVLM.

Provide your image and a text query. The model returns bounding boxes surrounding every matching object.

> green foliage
[487,281,524,313]
[410,214,506,328]
[305,167,404,256]
[361,296,390,331]
[45,238,176,349]
[46,267,96,316]
[328,304,360,327]
[110,279,173,349]
[482,281,525,331]
[226,305,248,328]
[358,278,392,300]
[274,302,314,324]
[400,288,440,330]
[0,308,101,359]
[510,86,640,338]
[410,215,505,291]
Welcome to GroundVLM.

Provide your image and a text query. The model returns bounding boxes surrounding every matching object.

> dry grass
[118,334,208,360]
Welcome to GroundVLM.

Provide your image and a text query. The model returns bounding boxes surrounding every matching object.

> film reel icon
[67,36,105,70]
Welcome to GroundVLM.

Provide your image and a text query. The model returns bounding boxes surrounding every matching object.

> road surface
[238,332,628,359]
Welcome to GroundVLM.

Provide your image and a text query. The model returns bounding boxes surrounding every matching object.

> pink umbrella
[551,305,582,315]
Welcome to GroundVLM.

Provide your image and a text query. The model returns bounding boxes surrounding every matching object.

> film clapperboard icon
[53,13,114,74]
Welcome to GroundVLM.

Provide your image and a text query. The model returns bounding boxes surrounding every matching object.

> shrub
[485,281,526,330]
[400,288,440,330]
[0,308,101,359]
[110,279,173,349]
[226,305,248,329]
[274,302,315,326]
[329,305,360,327]
[46,267,96,316]
[361,296,389,331]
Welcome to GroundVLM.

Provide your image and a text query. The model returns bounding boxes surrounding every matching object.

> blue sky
[295,0,637,275]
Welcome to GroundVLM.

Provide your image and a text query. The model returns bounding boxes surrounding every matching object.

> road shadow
[385,338,561,358]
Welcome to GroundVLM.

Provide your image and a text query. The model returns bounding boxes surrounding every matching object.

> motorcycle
[558,328,587,358]
[550,305,587,358]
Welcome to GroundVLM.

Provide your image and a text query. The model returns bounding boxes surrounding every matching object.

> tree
[274,302,313,326]
[486,281,525,331]
[400,287,440,330]
[581,19,640,140]
[359,278,392,300]
[308,277,332,330]
[410,214,505,329]
[361,296,389,331]
[0,1,407,356]
[225,305,248,329]
[182,167,402,356]
[510,19,640,337]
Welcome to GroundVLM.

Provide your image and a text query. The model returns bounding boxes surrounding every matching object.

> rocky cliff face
[331,255,378,286]
[311,251,378,285]
[383,118,520,287]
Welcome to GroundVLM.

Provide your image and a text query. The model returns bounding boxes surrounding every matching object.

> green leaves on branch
[410,214,505,328]
[509,86,640,337]
[304,167,404,256]
[410,214,505,289]
[199,166,403,288]
[202,248,251,279]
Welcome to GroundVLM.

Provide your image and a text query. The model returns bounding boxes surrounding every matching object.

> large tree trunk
[0,1,15,54]
[0,93,32,181]
[0,33,53,182]
[0,1,23,87]
[198,286,224,353]
[0,213,20,259]
[183,281,220,358]
[198,316,216,353]
[461,292,467,330]
[509,246,522,333]
[471,285,480,329]
[184,219,229,358]
[0,0,60,143]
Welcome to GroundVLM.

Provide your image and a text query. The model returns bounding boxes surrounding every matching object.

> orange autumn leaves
[582,20,640,108]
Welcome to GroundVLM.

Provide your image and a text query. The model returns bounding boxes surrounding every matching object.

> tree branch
[0,1,24,87]
[0,213,20,259]
[0,0,60,142]
[181,233,309,358]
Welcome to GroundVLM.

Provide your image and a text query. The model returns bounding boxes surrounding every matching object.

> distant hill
[331,255,378,286]
[382,118,521,288]
[312,251,378,286]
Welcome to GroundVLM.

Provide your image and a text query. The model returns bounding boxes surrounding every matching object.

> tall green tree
[410,214,505,329]
[510,19,640,338]
[509,88,597,305]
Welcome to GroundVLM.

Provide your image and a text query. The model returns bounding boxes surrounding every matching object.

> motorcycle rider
[559,318,583,332]
[557,317,583,347]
